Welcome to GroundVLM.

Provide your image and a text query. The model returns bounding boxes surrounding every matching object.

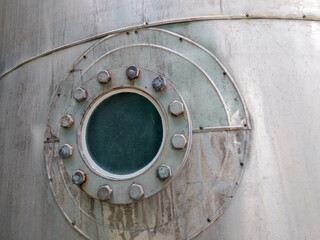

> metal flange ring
[59,66,192,204]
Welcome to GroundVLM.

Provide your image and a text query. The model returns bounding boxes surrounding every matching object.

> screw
[73,87,87,102]
[97,185,113,201]
[169,100,184,117]
[126,66,140,80]
[59,144,73,158]
[72,170,86,185]
[60,114,74,128]
[156,164,172,181]
[128,183,144,200]
[152,76,167,91]
[97,70,111,84]
[172,134,187,150]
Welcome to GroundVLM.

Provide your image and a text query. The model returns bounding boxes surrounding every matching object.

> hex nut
[156,164,172,181]
[59,144,73,158]
[169,100,185,117]
[128,183,144,200]
[60,114,74,128]
[126,66,140,80]
[72,170,86,185]
[152,76,167,91]
[172,134,187,150]
[97,185,113,201]
[73,87,87,102]
[97,70,111,84]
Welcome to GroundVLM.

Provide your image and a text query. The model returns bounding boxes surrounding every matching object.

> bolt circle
[59,144,73,158]
[128,183,144,200]
[126,66,140,80]
[72,170,86,185]
[73,87,87,102]
[152,76,167,91]
[97,185,113,201]
[97,70,111,84]
[156,164,172,181]
[172,134,187,150]
[60,114,74,128]
[169,100,185,117]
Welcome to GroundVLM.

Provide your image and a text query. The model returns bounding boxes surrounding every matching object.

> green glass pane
[86,92,163,175]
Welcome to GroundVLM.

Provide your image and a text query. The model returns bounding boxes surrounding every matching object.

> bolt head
[59,144,73,158]
[169,100,184,117]
[97,70,111,84]
[172,134,187,150]
[97,185,113,201]
[156,164,172,181]
[60,114,74,128]
[128,183,144,200]
[152,76,167,91]
[72,170,86,185]
[73,87,87,102]
[126,66,140,80]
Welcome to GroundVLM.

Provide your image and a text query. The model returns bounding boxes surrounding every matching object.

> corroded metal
[156,164,172,181]
[43,28,250,239]
[59,144,73,158]
[5,1,320,239]
[152,76,167,91]
[71,170,86,185]
[126,66,140,80]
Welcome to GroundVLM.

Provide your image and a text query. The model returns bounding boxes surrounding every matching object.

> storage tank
[1,1,320,239]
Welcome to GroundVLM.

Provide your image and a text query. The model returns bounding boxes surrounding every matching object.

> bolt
[73,87,87,102]
[126,66,140,80]
[152,76,167,91]
[156,164,172,181]
[169,100,184,117]
[97,185,113,201]
[60,114,74,128]
[128,183,144,200]
[172,134,187,150]
[97,70,111,84]
[59,144,73,158]
[72,170,86,185]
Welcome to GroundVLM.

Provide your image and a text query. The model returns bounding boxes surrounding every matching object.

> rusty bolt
[152,76,167,91]
[59,144,73,158]
[128,183,144,200]
[97,70,111,84]
[72,170,86,185]
[172,134,187,150]
[60,114,74,128]
[156,164,172,181]
[97,185,113,201]
[169,100,184,117]
[126,66,140,80]
[73,87,87,102]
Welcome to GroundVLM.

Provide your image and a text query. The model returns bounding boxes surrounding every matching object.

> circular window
[85,92,163,176]
[58,66,192,204]
[80,88,166,179]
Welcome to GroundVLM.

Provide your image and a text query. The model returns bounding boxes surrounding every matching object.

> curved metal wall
[1,1,320,239]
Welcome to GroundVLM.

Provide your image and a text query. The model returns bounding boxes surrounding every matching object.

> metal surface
[53,65,193,204]
[97,70,111,84]
[1,1,320,240]
[97,185,113,201]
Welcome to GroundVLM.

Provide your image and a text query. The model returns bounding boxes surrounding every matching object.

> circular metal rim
[78,87,167,180]
[59,66,192,203]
